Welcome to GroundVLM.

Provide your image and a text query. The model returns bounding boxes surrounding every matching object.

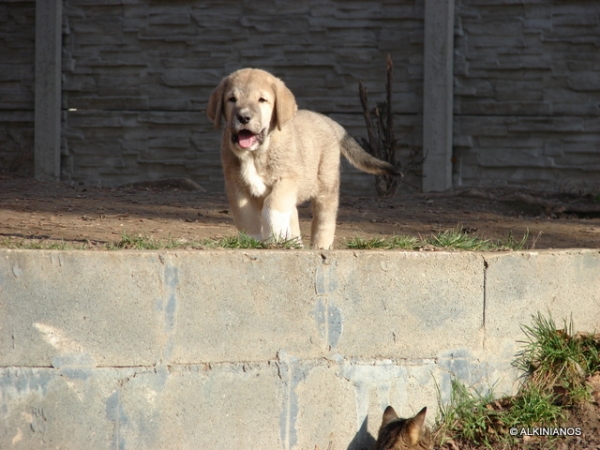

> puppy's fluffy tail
[340,134,401,177]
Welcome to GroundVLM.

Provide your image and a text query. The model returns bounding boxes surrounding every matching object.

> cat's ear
[381,405,399,428]
[406,407,427,446]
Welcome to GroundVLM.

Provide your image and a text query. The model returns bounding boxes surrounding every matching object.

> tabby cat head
[374,406,431,450]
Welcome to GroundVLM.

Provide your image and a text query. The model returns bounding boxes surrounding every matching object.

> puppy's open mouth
[232,130,263,149]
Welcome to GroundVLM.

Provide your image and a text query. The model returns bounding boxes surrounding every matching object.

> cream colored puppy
[207,68,398,249]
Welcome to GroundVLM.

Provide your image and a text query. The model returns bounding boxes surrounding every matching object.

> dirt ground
[1,173,600,249]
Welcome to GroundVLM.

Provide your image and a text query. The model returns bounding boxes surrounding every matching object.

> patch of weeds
[108,233,164,250]
[75,232,264,250]
[427,227,529,251]
[434,313,600,448]
[2,233,305,251]
[426,228,494,250]
[574,332,600,377]
[107,234,189,250]
[515,313,599,405]
[345,235,420,250]
[435,380,499,448]
[344,228,528,251]
[386,234,421,249]
[0,228,531,252]
[502,229,529,251]
[435,381,565,448]
[503,385,565,431]
[259,234,304,249]
[207,234,265,249]
[344,237,389,250]
[205,233,303,250]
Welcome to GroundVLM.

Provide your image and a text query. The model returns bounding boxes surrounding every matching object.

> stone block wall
[0,0,35,176]
[2,249,600,449]
[60,0,424,193]
[1,1,599,193]
[453,0,600,191]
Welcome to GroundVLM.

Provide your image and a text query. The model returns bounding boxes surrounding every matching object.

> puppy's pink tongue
[238,131,257,149]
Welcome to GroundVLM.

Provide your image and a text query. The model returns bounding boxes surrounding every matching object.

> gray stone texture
[1,1,599,191]
[453,1,600,190]
[59,0,425,193]
[1,249,599,449]
[0,1,35,173]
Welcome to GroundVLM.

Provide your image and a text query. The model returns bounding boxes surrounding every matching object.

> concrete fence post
[34,0,63,181]
[422,0,455,192]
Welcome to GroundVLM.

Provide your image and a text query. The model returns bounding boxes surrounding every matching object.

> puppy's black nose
[237,114,251,124]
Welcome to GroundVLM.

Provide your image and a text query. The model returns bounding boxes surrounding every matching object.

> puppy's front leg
[226,184,263,240]
[261,183,301,245]
[261,207,294,241]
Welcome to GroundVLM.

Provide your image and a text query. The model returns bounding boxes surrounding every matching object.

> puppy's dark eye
[228,97,237,103]
[258,97,267,103]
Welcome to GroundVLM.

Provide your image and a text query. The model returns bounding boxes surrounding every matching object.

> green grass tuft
[108,233,163,250]
[0,227,530,252]
[426,228,493,250]
[435,312,599,447]
[344,227,529,251]
[206,233,267,249]
[204,233,303,250]
[435,380,498,448]
[514,312,599,405]
[503,385,565,430]
[344,237,389,250]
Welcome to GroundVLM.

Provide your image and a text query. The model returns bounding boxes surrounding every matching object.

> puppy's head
[207,68,298,151]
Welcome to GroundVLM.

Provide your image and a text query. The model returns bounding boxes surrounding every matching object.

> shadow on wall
[346,417,376,450]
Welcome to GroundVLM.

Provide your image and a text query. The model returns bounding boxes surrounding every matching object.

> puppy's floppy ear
[207,77,227,129]
[272,77,297,130]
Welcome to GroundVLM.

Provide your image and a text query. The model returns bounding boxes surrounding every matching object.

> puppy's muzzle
[232,130,260,149]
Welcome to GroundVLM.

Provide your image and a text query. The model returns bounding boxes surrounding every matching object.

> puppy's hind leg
[310,192,339,250]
